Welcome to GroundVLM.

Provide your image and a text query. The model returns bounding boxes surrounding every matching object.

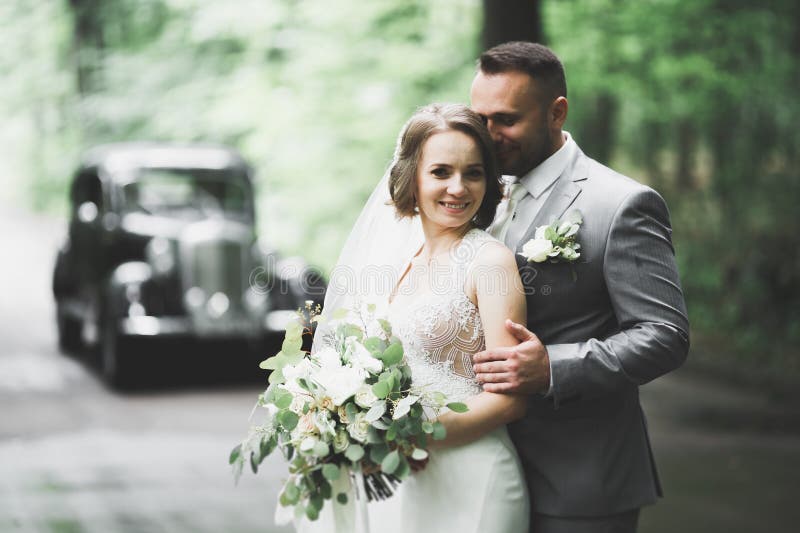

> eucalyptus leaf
[446,402,468,413]
[363,336,385,354]
[229,444,242,465]
[305,505,319,521]
[278,410,299,431]
[267,367,286,385]
[344,444,364,462]
[249,451,259,474]
[372,380,390,399]
[322,463,340,481]
[381,450,400,475]
[274,389,293,409]
[312,441,330,458]
[282,335,303,355]
[432,421,447,440]
[411,448,429,460]
[393,395,419,420]
[259,353,284,370]
[378,319,392,337]
[371,419,390,430]
[381,342,404,366]
[365,401,386,422]
[284,482,300,505]
[394,454,410,479]
[369,443,389,464]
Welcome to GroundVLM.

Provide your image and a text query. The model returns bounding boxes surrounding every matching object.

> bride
[305,103,529,532]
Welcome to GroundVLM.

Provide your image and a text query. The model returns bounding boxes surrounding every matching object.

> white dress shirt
[503,132,576,249]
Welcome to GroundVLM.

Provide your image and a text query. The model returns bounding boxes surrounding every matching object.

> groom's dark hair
[479,41,567,103]
[389,103,502,230]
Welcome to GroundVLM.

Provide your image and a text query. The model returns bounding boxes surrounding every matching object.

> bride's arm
[433,241,527,448]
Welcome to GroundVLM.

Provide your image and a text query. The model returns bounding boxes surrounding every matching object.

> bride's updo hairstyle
[388,103,501,230]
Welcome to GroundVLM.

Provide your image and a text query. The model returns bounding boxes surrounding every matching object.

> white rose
[299,435,320,454]
[346,412,370,443]
[294,412,318,438]
[520,238,554,263]
[282,358,313,383]
[312,364,365,406]
[354,384,379,409]
[345,337,383,374]
[316,396,336,412]
[337,405,350,424]
[289,395,307,414]
[314,346,343,370]
[333,428,350,452]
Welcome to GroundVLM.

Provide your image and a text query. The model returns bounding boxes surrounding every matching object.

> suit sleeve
[546,187,690,407]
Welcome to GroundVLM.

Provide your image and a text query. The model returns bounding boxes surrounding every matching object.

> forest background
[1,0,797,391]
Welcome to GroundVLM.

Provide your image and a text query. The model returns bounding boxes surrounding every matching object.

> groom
[471,42,689,533]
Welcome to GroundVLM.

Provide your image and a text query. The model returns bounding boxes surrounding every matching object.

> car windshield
[121,168,250,219]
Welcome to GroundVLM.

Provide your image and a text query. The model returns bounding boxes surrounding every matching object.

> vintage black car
[53,142,325,387]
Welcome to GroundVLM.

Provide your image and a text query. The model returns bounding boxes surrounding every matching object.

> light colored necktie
[489,182,526,243]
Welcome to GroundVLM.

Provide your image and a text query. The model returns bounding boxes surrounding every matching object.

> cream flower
[333,428,350,452]
[520,238,554,263]
[311,364,365,406]
[345,337,383,374]
[346,412,370,443]
[354,384,379,409]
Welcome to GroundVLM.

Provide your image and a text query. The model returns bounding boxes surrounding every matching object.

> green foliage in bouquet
[230,302,467,523]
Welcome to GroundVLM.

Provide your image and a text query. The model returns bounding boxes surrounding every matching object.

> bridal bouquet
[230,302,467,523]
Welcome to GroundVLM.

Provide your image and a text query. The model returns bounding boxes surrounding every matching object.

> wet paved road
[1,206,798,532]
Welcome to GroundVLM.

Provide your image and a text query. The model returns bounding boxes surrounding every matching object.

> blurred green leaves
[1,0,797,385]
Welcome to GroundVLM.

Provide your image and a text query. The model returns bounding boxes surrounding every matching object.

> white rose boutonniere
[520,210,583,264]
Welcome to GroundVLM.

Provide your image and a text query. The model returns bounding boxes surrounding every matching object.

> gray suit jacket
[507,144,689,517]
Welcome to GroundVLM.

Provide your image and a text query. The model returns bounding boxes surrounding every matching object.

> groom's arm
[474,187,689,407]
[545,187,689,406]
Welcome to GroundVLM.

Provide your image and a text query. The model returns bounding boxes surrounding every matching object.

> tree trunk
[581,92,617,166]
[68,0,105,95]
[674,118,696,190]
[482,0,543,49]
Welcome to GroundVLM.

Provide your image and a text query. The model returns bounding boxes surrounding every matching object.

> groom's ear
[550,97,568,129]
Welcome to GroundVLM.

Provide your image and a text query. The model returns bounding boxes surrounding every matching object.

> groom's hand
[472,320,551,395]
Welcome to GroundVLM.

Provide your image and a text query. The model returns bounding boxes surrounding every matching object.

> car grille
[188,240,245,312]
[178,220,254,325]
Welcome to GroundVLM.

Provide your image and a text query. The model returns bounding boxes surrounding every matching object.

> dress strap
[453,229,502,293]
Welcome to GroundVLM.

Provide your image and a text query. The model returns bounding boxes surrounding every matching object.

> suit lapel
[516,151,589,251]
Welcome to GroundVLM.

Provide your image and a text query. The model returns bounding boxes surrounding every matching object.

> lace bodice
[389,229,499,402]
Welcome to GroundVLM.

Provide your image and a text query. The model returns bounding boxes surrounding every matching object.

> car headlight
[145,237,176,276]
[244,286,268,313]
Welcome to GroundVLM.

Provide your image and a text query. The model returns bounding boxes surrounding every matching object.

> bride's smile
[415,129,486,236]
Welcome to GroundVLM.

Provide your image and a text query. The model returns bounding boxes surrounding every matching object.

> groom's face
[470,70,553,177]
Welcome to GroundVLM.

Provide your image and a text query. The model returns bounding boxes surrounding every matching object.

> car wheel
[56,305,83,353]
[101,313,137,390]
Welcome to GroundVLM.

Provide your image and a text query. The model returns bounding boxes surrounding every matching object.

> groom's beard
[497,119,554,177]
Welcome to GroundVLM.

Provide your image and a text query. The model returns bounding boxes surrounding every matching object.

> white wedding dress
[369,228,529,533]
[299,171,530,533]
